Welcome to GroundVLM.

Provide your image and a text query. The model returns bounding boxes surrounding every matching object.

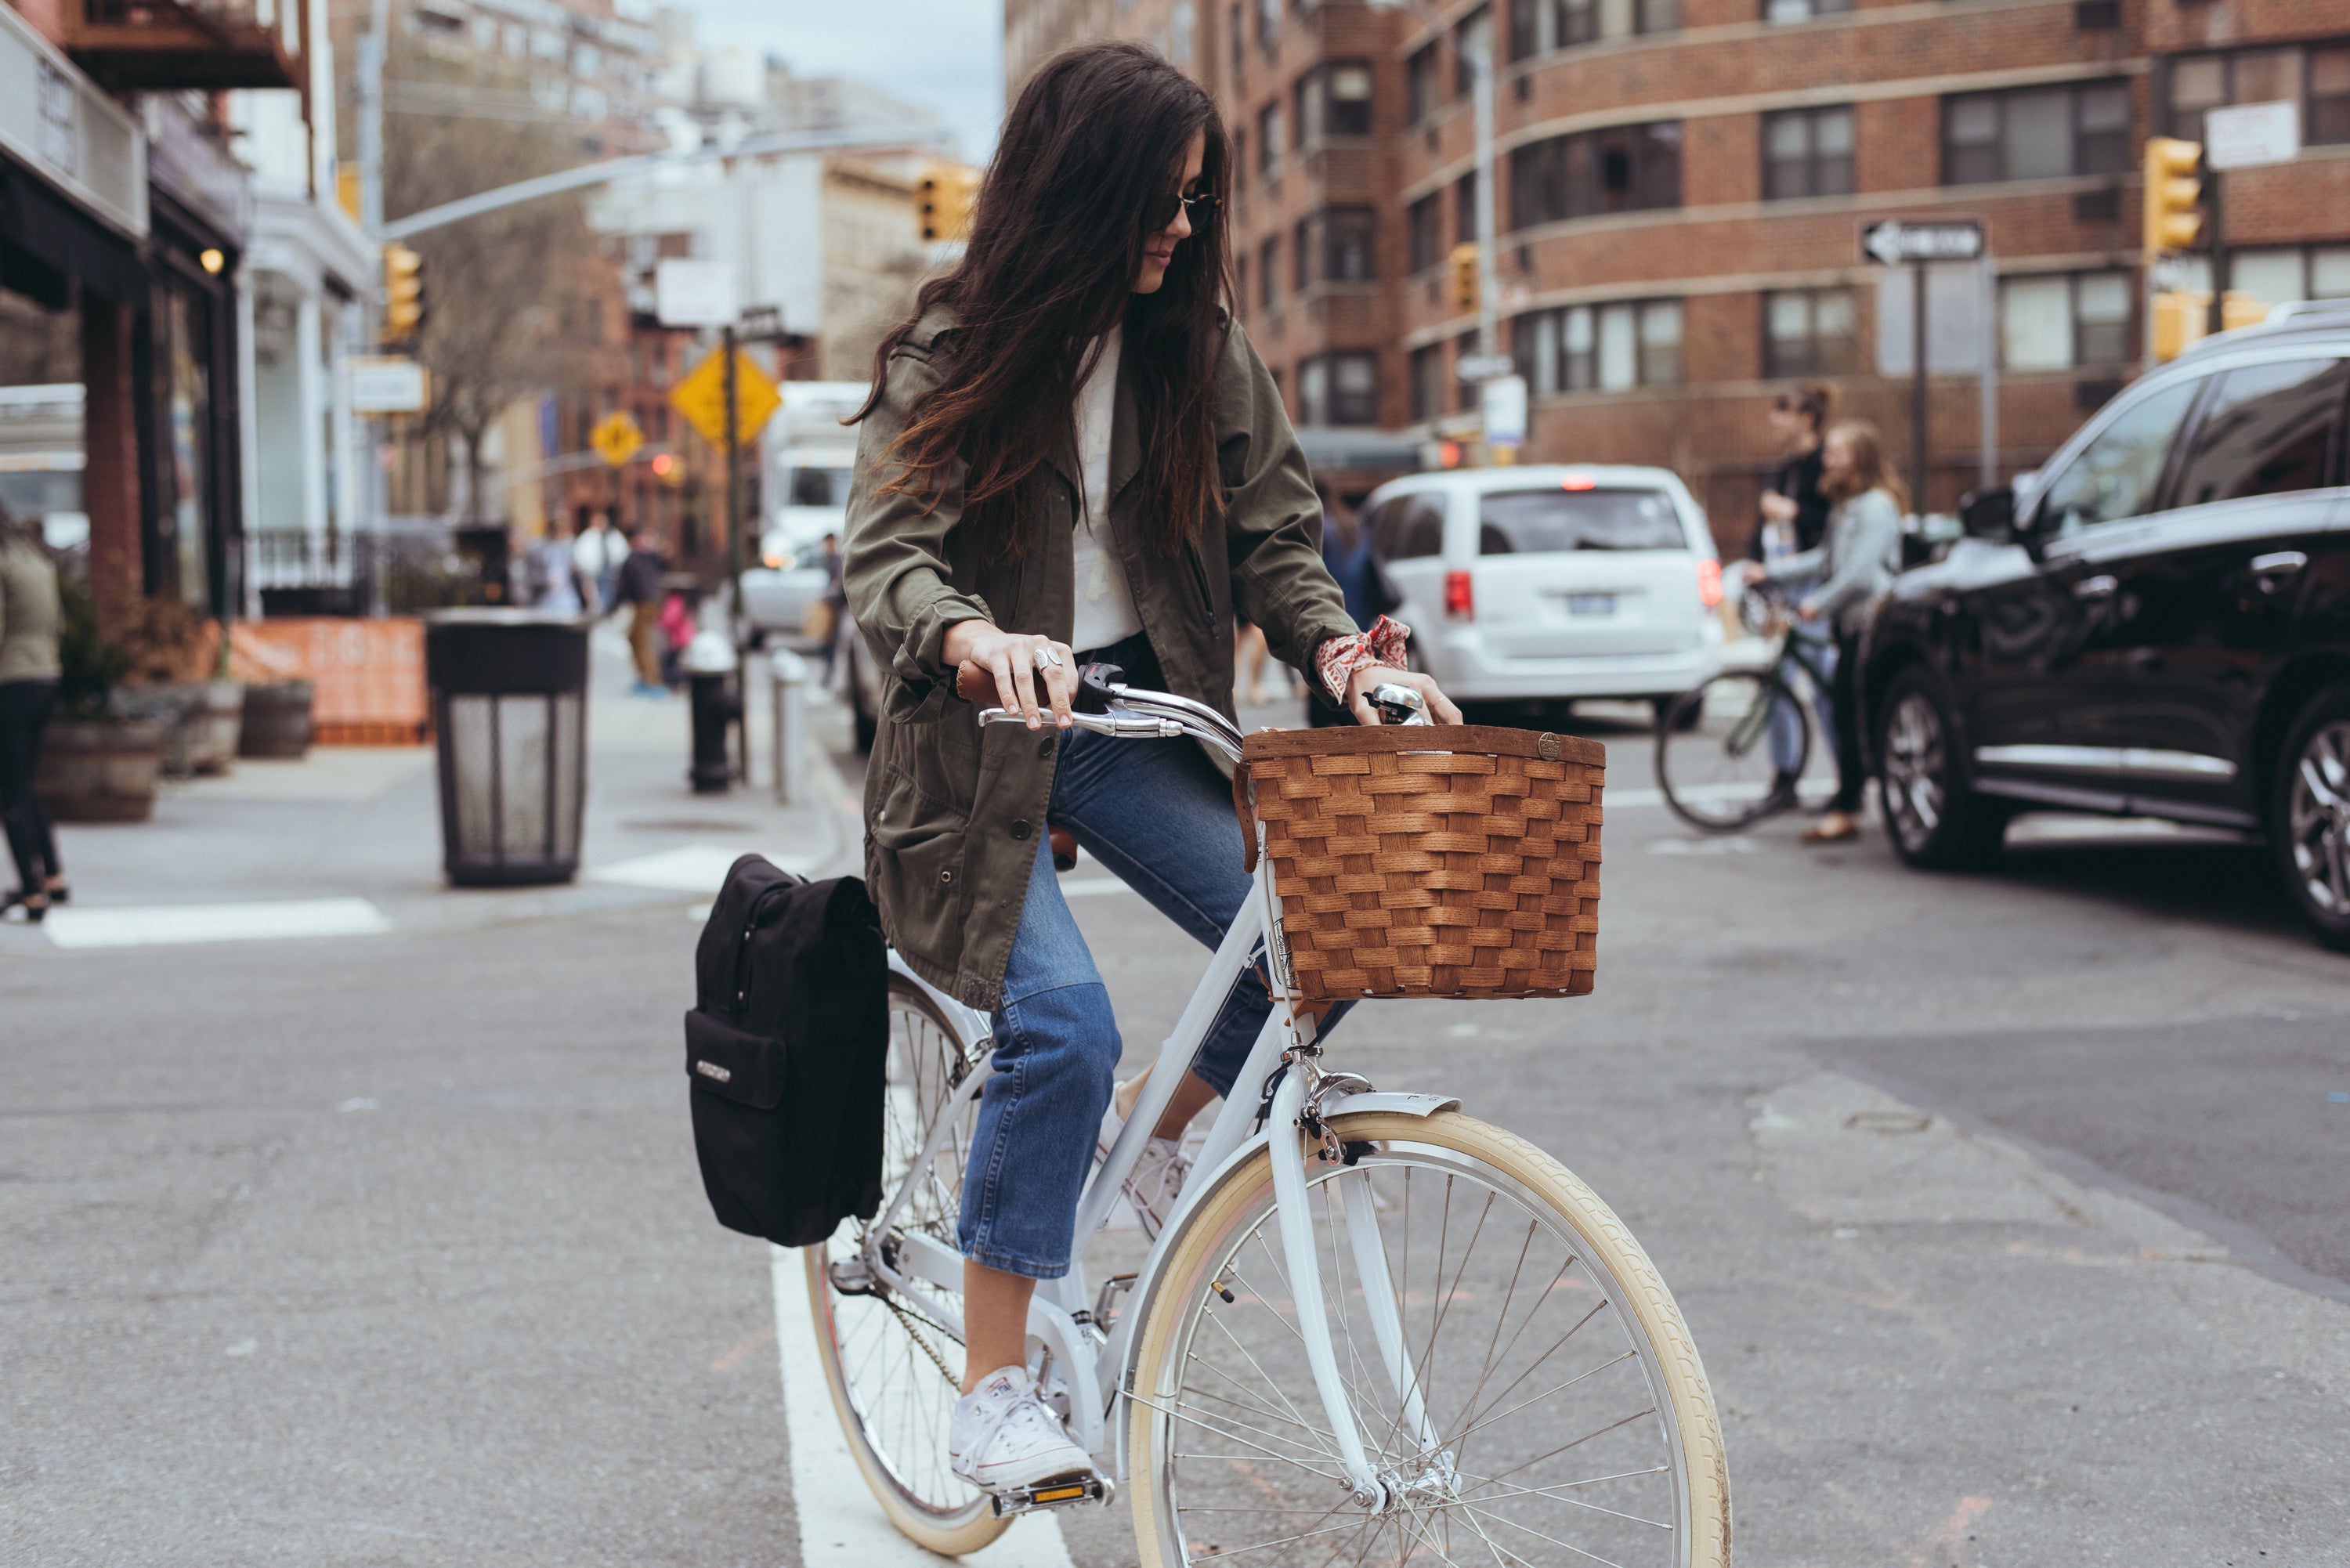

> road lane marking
[588,845,817,892]
[45,897,392,949]
[768,1245,1076,1567]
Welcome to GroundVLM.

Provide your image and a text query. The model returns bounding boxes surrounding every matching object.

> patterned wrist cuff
[1315,615,1412,704]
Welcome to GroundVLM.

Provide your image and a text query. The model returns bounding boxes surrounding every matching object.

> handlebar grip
[955,660,995,703]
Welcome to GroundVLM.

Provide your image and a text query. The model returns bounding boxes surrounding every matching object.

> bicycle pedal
[989,1472,1114,1517]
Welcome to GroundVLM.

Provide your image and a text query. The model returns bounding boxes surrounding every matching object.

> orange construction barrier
[229,618,431,745]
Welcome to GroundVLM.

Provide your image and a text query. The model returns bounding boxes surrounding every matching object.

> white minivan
[1360,464,1726,723]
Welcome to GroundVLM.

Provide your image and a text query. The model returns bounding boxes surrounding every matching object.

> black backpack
[685,854,888,1248]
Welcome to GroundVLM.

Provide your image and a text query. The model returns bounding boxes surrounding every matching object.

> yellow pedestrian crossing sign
[590,410,643,468]
[670,346,782,452]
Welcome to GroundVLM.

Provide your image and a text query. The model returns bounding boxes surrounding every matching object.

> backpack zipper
[732,882,792,1017]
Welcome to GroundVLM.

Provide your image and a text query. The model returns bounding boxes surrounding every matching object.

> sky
[672,0,1007,161]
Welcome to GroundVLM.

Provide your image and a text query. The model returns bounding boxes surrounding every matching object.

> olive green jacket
[0,538,63,685]
[843,305,1357,1012]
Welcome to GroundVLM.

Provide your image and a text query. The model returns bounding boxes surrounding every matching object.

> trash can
[425,609,589,886]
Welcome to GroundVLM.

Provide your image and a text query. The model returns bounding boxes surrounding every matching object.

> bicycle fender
[1317,1090,1462,1120]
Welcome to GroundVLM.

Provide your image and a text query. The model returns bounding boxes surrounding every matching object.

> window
[1763,287,1858,377]
[2165,42,2350,146]
[1231,128,1246,194]
[1509,0,1540,61]
[1943,81,2131,183]
[1259,236,1279,309]
[1230,1,1244,79]
[2034,379,2202,536]
[1371,490,1448,558]
[1548,0,1676,47]
[1407,43,1443,125]
[1410,345,1447,422]
[1300,351,1379,425]
[1509,122,1683,229]
[2001,271,2132,370]
[1292,218,1311,290]
[1292,76,1311,149]
[2168,358,2348,508]
[1454,6,1491,97]
[1762,106,1853,200]
[1295,207,1377,284]
[1297,60,1374,138]
[1478,488,1685,553]
[1409,193,1444,273]
[1455,171,1480,244]
[2198,244,2350,307]
[1256,103,1282,178]
[1256,0,1278,49]
[1762,0,1850,20]
[1512,299,1683,392]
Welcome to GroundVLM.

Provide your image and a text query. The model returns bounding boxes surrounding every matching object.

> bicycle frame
[851,683,1459,1509]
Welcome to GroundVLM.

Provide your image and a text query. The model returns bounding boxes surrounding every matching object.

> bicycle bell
[1369,682,1433,726]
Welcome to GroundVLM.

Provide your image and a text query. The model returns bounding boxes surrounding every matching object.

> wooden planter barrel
[239,681,314,758]
[185,679,245,774]
[34,718,168,823]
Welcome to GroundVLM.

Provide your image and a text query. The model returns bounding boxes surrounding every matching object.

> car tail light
[761,549,783,569]
[1444,569,1474,619]
[1560,472,1596,490]
[1696,558,1723,609]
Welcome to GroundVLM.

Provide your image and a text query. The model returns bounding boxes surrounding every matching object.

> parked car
[738,538,835,651]
[1862,298,2350,950]
[1360,464,1726,726]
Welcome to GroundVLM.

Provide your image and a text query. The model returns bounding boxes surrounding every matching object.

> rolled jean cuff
[956,1244,1072,1281]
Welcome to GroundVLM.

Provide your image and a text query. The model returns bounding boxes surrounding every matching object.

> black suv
[1863,301,2350,950]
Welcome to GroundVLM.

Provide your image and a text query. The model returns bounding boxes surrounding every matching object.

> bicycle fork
[1264,1067,1450,1513]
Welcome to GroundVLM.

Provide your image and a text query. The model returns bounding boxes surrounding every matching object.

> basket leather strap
[1231,761,1260,875]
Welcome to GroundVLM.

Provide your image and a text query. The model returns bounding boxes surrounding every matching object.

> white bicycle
[806,670,1730,1567]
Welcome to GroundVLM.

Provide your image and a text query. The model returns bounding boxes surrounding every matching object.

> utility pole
[356,0,391,598]
[721,325,743,623]
[1910,257,1929,516]
[2203,169,2228,340]
[1470,32,1499,370]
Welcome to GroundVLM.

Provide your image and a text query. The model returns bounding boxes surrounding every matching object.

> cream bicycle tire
[804,975,1010,1558]
[1127,1110,1730,1568]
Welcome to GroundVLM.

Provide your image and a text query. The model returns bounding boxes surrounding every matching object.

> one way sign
[1861,219,1985,266]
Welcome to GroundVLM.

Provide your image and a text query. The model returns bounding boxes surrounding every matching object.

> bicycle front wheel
[1128,1111,1729,1568]
[804,974,1007,1556]
[1657,670,1803,833]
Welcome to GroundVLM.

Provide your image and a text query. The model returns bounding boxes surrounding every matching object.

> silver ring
[1032,646,1064,670]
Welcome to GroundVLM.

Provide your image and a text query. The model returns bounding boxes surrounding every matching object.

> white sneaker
[1098,1104,1194,1240]
[949,1366,1094,1491]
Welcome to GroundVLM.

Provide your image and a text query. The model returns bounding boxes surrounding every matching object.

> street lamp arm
[381,122,952,240]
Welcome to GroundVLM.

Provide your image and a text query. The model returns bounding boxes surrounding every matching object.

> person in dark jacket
[611,523,668,695]
[843,42,1458,1494]
[0,506,65,923]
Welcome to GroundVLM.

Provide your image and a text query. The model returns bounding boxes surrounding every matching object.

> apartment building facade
[1007,0,2350,543]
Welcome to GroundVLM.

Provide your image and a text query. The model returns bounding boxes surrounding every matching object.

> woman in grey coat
[1762,420,1905,844]
[0,504,66,921]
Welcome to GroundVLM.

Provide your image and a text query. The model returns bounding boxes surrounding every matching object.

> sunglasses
[1148,188,1220,233]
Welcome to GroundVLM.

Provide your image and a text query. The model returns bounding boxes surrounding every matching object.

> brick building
[1007,0,2350,548]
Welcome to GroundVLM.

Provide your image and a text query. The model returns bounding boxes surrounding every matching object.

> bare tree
[382,52,618,524]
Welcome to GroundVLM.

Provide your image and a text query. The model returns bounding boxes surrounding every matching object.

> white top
[1068,327,1143,654]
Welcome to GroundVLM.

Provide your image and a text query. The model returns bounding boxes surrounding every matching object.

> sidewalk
[5,630,862,952]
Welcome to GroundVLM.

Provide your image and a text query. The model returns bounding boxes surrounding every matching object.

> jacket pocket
[869,771,971,962]
[1184,539,1220,636]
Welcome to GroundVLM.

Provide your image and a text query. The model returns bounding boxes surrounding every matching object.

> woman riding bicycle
[841,42,1458,1496]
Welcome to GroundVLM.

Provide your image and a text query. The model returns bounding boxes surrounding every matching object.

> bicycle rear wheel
[1657,670,1803,833]
[1128,1111,1729,1568]
[804,974,1007,1555]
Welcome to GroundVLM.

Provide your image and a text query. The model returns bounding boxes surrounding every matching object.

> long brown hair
[1820,419,1909,511]
[857,42,1230,560]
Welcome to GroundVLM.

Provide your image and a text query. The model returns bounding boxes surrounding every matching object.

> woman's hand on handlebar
[1345,666,1462,726]
[944,620,1077,730]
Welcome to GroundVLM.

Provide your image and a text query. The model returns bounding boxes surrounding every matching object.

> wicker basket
[1235,724,1604,1001]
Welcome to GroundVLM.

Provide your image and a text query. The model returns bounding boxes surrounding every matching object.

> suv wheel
[2272,683,2350,952]
[1876,668,2005,870]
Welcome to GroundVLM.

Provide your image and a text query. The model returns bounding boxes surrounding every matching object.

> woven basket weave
[1235,724,1605,1001]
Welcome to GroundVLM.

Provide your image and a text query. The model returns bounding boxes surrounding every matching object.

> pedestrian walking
[533,518,590,615]
[613,523,669,695]
[1762,419,1904,844]
[0,505,67,923]
[569,509,610,613]
[842,40,1457,1498]
[1755,382,1838,801]
[657,580,699,689]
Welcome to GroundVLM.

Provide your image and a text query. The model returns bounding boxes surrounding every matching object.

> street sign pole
[2204,169,2228,339]
[1911,257,1929,516]
[722,324,745,772]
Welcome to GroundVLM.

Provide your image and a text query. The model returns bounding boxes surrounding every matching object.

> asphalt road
[5,689,2346,1566]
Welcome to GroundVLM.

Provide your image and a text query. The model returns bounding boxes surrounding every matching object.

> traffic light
[382,243,424,343]
[2142,136,2203,257]
[918,163,979,243]
[1450,242,1479,315]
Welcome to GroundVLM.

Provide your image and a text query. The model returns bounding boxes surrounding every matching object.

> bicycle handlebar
[954,657,1247,761]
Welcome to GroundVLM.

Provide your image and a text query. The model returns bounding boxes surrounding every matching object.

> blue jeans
[956,637,1329,1279]
[1767,632,1836,777]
